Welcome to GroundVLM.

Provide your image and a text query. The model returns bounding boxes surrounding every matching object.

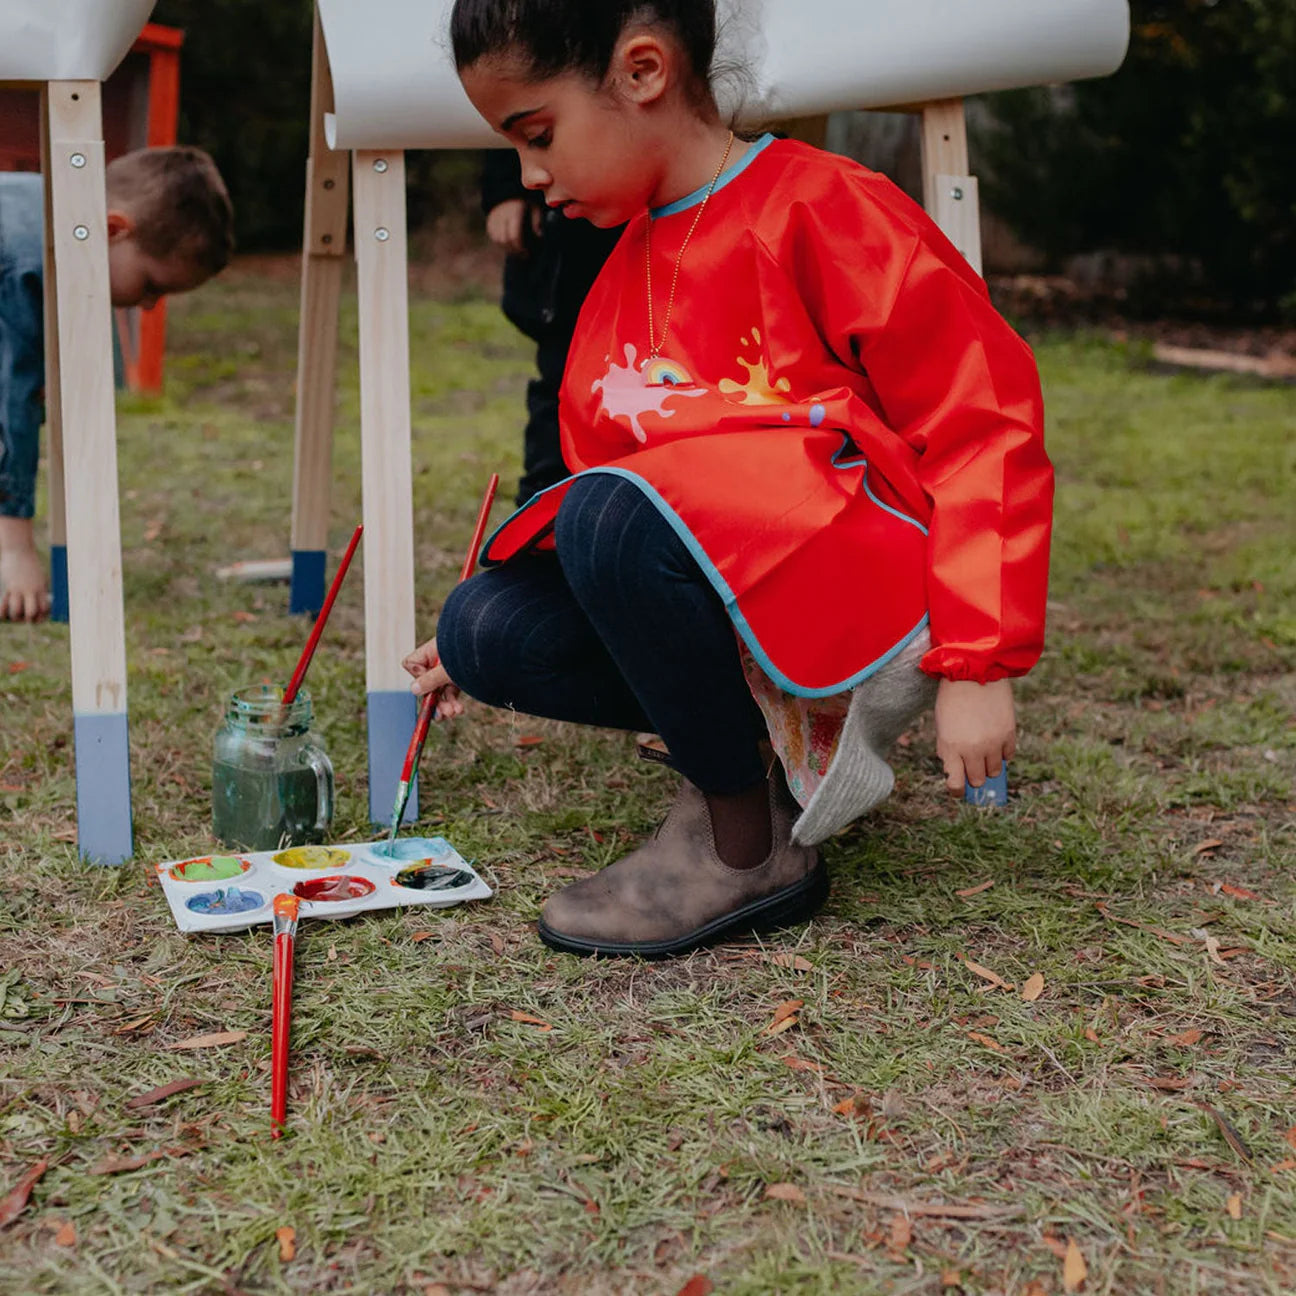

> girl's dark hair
[451,1,717,92]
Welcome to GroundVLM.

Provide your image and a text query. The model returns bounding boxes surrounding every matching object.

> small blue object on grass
[964,764,1009,807]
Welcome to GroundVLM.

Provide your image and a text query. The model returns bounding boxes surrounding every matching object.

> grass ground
[0,261,1293,1295]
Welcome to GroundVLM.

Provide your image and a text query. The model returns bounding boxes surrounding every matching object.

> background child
[405,0,1053,959]
[480,149,622,505]
[0,146,233,622]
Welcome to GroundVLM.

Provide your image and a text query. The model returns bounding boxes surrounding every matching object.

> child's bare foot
[0,544,52,623]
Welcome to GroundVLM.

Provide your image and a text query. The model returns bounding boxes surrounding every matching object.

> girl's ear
[610,33,671,105]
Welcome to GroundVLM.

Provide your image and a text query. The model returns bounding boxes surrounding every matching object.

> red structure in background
[0,23,184,394]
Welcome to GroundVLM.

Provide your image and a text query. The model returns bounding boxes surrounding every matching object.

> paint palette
[155,838,491,934]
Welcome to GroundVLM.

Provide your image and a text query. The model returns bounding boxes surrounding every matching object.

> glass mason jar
[212,685,334,851]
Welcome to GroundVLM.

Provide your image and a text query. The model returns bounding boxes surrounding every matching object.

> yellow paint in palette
[272,845,350,870]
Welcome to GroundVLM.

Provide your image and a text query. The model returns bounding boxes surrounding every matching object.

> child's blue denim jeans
[437,473,770,795]
[0,172,47,521]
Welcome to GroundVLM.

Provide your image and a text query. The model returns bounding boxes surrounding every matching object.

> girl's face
[460,57,659,228]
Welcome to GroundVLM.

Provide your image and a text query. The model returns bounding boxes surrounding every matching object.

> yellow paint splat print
[718,327,792,405]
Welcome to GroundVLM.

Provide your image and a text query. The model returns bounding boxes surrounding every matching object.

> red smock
[483,137,1053,695]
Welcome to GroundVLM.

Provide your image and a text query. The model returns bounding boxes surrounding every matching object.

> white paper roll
[0,0,157,82]
[319,0,1128,150]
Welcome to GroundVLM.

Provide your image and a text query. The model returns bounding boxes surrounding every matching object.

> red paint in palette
[291,875,376,903]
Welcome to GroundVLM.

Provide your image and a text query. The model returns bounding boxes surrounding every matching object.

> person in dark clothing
[481,149,622,505]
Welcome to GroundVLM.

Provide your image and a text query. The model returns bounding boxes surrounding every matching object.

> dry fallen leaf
[1147,1075,1194,1091]
[1191,839,1225,855]
[1196,1102,1253,1163]
[1285,1126,1296,1152]
[515,734,544,747]
[764,1015,799,1037]
[1023,1283,1048,1296]
[0,1160,48,1227]
[507,1010,553,1031]
[1226,1193,1242,1220]
[1084,1027,1100,1043]
[675,1278,714,1296]
[410,932,435,943]
[960,956,1014,992]
[888,1213,913,1252]
[1167,1029,1203,1047]
[90,1148,187,1175]
[956,878,994,898]
[165,1030,247,1051]
[768,998,804,1026]
[1062,1237,1087,1291]
[769,953,814,972]
[53,1219,76,1247]
[764,1182,806,1204]
[967,1030,1004,1051]
[1218,882,1262,901]
[124,1079,204,1110]
[1021,972,1045,1002]
[940,1269,962,1290]
[1204,935,1227,967]
[276,1225,296,1262]
[1041,1234,1068,1260]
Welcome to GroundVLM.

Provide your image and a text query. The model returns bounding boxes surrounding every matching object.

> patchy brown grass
[0,277,1293,1295]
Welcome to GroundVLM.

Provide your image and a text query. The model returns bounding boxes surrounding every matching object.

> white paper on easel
[317,0,1129,150]
[0,0,157,82]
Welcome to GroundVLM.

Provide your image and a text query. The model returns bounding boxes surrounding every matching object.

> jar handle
[302,747,334,834]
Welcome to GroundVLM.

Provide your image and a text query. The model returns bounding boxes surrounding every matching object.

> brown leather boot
[537,772,826,958]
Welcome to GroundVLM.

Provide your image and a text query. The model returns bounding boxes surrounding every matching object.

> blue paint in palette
[186,887,267,915]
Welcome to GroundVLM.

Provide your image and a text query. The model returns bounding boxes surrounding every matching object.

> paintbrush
[387,473,500,843]
[281,523,364,707]
[270,893,300,1138]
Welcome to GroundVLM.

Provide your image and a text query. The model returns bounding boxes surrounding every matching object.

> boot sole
[536,862,830,959]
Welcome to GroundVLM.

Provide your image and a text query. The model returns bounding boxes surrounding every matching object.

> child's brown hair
[105,146,234,277]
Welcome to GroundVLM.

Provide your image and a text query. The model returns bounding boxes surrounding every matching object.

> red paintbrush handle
[458,473,500,583]
[271,933,294,1135]
[283,523,364,706]
[270,895,299,1138]
[399,692,437,783]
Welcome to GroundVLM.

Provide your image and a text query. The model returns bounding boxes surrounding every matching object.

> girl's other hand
[401,637,465,719]
[934,678,1016,795]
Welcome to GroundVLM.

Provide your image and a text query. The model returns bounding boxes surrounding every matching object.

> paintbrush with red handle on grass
[270,893,300,1138]
[387,474,499,844]
[281,523,364,707]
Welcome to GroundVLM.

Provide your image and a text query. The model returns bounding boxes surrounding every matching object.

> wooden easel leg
[44,81,133,864]
[39,93,69,624]
[920,98,983,275]
[289,5,350,615]
[352,148,418,827]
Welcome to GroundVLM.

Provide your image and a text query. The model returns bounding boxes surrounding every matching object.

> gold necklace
[645,131,735,361]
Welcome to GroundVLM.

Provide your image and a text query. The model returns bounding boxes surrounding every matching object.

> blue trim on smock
[650,134,776,219]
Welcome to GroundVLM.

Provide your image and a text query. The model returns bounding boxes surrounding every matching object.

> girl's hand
[401,637,466,720]
[934,678,1016,796]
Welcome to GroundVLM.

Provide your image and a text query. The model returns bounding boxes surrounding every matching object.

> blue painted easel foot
[289,549,327,616]
[368,690,420,828]
[74,712,133,865]
[965,765,1009,807]
[50,545,69,623]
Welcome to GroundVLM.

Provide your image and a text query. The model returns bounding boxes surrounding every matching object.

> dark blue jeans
[437,474,768,795]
